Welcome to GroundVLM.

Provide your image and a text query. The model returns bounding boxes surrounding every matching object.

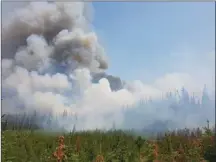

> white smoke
[1,1,215,131]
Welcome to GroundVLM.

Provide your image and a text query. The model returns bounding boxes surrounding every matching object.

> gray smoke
[2,1,108,72]
[92,72,124,91]
[2,1,215,131]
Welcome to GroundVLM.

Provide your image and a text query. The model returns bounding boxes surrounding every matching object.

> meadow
[1,114,216,162]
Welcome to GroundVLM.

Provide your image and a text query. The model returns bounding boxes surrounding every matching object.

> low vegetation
[1,114,216,162]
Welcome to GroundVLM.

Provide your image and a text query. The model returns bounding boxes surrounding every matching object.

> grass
[1,117,216,162]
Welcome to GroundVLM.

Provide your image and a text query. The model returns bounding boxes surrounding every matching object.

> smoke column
[2,1,215,131]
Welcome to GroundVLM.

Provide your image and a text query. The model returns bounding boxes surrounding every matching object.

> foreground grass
[2,126,216,162]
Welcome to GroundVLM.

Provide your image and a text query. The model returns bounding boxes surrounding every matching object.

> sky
[1,1,215,130]
[1,1,215,92]
[92,2,215,83]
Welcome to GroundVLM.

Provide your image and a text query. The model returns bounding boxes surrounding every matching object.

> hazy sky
[1,1,215,130]
[92,2,215,83]
[1,1,215,91]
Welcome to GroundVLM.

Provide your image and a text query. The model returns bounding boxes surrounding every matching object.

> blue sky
[92,2,215,82]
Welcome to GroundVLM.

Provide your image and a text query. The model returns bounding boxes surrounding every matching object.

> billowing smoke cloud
[2,1,108,72]
[2,1,215,132]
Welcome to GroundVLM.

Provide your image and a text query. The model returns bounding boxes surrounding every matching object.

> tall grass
[1,112,216,162]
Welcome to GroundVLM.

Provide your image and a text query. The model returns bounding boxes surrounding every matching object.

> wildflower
[152,143,159,161]
[95,155,104,162]
[192,138,203,154]
[53,136,66,162]
[58,136,64,144]
[53,146,64,162]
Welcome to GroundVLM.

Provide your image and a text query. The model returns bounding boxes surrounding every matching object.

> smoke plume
[2,1,215,132]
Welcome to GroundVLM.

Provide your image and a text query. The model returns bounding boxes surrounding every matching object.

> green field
[2,122,216,162]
